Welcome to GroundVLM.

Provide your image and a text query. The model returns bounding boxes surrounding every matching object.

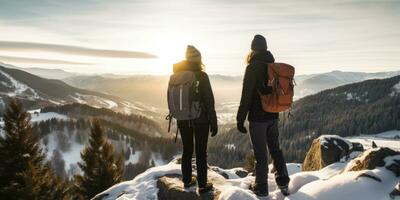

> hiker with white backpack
[167,45,218,193]
[237,34,294,197]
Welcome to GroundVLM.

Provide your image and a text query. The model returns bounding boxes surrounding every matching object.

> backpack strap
[174,125,179,143]
[165,113,172,132]
[193,71,201,101]
[166,113,179,143]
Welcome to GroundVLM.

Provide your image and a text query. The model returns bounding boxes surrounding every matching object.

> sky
[0,0,399,76]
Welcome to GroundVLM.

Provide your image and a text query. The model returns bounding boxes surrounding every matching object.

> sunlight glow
[150,32,194,75]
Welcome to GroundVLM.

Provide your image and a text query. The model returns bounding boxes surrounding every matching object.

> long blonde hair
[246,50,256,65]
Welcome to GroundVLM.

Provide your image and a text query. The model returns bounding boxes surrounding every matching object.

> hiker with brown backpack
[236,34,294,197]
[167,45,218,193]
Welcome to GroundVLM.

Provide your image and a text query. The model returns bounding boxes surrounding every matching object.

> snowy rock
[303,135,356,171]
[210,167,230,179]
[351,142,364,152]
[234,169,249,178]
[344,147,400,176]
[157,176,220,200]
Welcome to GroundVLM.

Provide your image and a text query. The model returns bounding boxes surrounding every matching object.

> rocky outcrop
[303,135,358,171]
[157,176,220,200]
[344,147,400,176]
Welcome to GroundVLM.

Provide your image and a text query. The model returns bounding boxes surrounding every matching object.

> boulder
[351,142,364,152]
[344,147,400,176]
[303,135,355,171]
[157,176,220,200]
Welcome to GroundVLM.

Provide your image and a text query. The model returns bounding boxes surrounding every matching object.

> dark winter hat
[251,34,267,50]
[185,45,202,63]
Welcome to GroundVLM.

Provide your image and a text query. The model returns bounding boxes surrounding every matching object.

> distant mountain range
[62,69,400,108]
[0,64,156,116]
[2,62,399,123]
[3,62,399,107]
[295,70,400,98]
[0,62,77,79]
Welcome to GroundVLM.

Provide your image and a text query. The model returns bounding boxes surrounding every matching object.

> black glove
[237,122,247,134]
[210,120,218,137]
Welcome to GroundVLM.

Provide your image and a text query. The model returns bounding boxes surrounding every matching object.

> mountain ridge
[0,64,156,116]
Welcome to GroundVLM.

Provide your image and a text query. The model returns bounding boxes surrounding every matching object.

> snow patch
[30,112,69,123]
[43,132,85,172]
[389,81,400,96]
[319,135,353,149]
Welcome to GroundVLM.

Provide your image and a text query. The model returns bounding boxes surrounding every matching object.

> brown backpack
[259,63,295,113]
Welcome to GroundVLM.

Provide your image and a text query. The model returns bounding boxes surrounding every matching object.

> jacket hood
[173,60,202,73]
[249,50,275,64]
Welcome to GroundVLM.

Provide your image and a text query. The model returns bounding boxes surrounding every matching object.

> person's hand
[210,120,218,137]
[237,122,247,134]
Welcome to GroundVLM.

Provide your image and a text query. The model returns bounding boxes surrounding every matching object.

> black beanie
[251,34,267,50]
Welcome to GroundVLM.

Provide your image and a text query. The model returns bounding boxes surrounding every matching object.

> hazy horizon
[0,0,399,76]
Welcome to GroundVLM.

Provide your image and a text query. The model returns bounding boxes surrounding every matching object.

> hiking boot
[250,183,268,197]
[183,176,196,189]
[199,183,214,194]
[279,185,290,196]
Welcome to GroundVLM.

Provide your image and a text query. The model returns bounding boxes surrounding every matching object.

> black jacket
[236,50,279,123]
[173,61,218,128]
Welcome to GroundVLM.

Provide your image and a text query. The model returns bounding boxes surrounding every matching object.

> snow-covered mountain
[94,135,400,200]
[295,70,400,98]
[0,64,156,116]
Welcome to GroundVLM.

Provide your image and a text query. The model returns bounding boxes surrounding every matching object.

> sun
[150,32,193,75]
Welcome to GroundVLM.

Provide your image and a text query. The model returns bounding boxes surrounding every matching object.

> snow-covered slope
[346,130,400,151]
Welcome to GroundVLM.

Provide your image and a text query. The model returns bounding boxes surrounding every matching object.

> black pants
[178,121,209,187]
[249,120,290,191]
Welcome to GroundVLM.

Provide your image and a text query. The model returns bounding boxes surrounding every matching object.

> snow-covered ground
[346,130,400,151]
[30,112,69,122]
[94,152,399,200]
[43,132,85,172]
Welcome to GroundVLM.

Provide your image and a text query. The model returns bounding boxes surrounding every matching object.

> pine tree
[0,99,67,199]
[74,119,124,199]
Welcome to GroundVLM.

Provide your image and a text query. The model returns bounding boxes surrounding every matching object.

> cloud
[0,41,157,59]
[0,55,91,65]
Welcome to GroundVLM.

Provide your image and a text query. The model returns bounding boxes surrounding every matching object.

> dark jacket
[236,50,279,123]
[173,61,218,128]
